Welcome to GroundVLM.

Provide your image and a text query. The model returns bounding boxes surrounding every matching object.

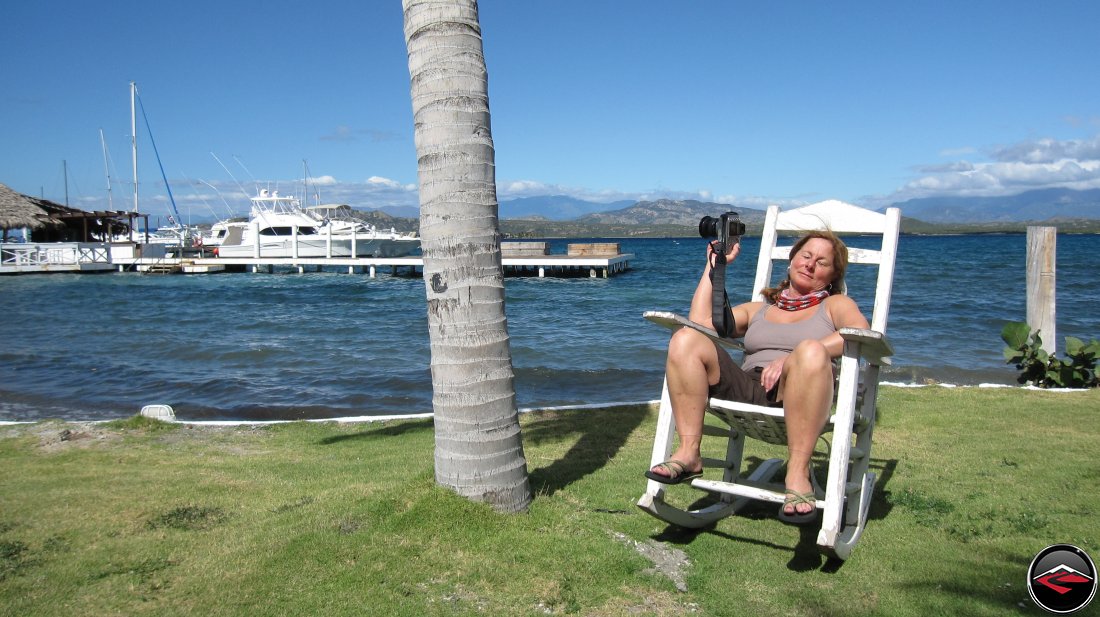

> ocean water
[1,234,1095,422]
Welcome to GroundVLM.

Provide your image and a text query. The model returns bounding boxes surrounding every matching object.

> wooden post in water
[1026,226,1056,355]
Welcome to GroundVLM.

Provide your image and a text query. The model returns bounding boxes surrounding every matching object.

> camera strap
[709,255,736,338]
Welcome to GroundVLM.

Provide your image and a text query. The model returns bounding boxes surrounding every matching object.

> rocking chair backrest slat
[750,200,901,334]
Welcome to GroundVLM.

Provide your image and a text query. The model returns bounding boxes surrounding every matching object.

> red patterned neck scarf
[775,288,830,312]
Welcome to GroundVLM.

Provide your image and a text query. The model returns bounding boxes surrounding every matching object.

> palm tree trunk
[402,0,532,513]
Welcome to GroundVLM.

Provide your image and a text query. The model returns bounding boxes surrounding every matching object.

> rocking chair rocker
[637,200,901,560]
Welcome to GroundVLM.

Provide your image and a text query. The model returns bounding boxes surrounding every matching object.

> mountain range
[889,188,1100,223]
[376,188,1100,225]
[576,198,767,228]
[376,195,769,229]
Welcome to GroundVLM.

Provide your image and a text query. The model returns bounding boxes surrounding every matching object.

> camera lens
[698,216,718,239]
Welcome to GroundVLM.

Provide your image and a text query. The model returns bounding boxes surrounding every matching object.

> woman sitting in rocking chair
[645,230,869,524]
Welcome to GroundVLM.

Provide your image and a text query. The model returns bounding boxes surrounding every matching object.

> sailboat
[122,81,195,246]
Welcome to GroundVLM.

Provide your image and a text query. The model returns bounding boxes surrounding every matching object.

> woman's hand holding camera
[706,239,740,269]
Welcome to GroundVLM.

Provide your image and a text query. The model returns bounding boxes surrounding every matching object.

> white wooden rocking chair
[637,200,901,560]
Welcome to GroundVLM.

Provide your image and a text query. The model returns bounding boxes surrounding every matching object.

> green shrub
[1001,321,1100,388]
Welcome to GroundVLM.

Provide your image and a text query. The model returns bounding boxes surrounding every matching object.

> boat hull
[215,236,420,258]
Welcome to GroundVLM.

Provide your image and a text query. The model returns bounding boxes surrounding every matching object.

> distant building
[0,182,145,242]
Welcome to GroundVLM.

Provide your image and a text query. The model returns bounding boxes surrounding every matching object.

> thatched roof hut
[0,182,67,232]
[0,182,145,242]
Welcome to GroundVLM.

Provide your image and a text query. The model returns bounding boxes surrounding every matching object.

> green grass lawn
[1,386,1098,616]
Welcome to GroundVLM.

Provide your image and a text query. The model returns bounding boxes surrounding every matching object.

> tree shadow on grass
[525,405,649,497]
[314,404,648,498]
[316,418,435,445]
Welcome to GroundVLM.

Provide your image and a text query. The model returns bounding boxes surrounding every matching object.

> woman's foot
[644,459,703,485]
[778,489,818,524]
[779,469,817,523]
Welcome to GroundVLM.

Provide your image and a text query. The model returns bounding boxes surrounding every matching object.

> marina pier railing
[0,242,116,274]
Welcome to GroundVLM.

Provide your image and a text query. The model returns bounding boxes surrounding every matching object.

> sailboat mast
[130,81,138,213]
[303,159,310,206]
[99,128,114,210]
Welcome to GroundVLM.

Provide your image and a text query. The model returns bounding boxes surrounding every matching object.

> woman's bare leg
[651,328,722,478]
[780,339,834,514]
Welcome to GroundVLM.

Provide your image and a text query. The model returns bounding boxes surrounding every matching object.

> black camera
[698,211,745,249]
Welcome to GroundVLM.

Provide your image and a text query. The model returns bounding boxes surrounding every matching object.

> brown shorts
[708,341,782,407]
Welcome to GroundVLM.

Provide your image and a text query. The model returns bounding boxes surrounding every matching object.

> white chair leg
[641,378,676,500]
[817,343,861,555]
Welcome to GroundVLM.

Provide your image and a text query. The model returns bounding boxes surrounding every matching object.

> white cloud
[875,134,1100,204]
[901,158,1100,196]
[990,135,1100,164]
[502,180,553,196]
[367,176,403,188]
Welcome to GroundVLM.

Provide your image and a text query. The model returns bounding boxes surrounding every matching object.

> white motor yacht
[197,219,248,248]
[214,190,420,258]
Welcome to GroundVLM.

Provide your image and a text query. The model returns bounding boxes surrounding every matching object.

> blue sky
[3,1,1099,221]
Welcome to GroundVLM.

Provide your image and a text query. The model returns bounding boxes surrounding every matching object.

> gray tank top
[742,304,837,372]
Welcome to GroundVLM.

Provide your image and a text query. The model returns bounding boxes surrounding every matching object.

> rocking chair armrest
[838,327,893,366]
[643,310,744,350]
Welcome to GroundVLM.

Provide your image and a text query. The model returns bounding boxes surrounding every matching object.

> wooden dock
[2,241,633,278]
[185,252,632,278]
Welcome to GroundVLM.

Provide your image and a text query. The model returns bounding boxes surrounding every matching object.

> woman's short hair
[761,230,849,303]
